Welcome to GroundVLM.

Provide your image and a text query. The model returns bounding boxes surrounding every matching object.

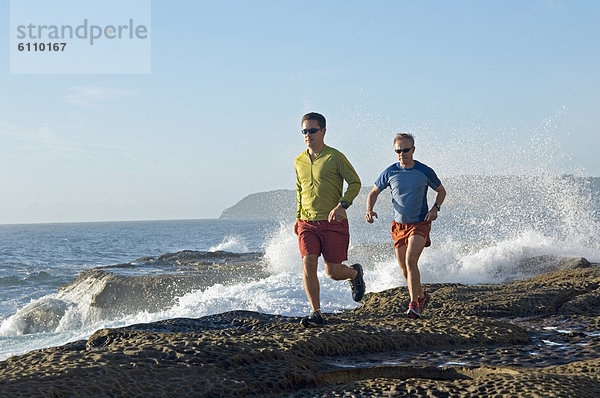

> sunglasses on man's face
[301,128,322,135]
[395,147,413,154]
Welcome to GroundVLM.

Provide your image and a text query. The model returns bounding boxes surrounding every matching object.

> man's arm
[365,185,381,223]
[424,183,446,222]
[294,167,302,235]
[329,152,362,222]
[338,153,361,206]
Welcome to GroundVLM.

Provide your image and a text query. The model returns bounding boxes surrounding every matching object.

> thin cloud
[0,119,141,163]
[64,86,137,107]
[538,0,568,11]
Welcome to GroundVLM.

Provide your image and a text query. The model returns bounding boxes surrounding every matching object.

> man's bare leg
[405,235,427,303]
[302,254,321,312]
[395,245,409,281]
[323,262,357,281]
[395,236,426,303]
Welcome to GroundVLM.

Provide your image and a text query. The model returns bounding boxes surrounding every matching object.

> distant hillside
[219,190,297,220]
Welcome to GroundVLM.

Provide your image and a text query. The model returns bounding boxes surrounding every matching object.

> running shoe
[406,301,422,319]
[349,263,365,302]
[300,311,325,328]
[418,291,430,310]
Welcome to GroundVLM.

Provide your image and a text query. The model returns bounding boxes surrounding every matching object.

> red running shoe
[406,301,422,319]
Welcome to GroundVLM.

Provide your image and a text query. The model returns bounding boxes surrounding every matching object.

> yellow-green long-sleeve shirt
[295,145,361,221]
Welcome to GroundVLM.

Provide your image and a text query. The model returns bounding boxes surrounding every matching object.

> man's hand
[424,208,438,222]
[294,219,299,235]
[365,210,378,223]
[328,205,345,223]
[366,186,381,224]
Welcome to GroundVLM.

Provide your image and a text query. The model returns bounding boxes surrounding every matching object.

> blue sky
[1,0,599,224]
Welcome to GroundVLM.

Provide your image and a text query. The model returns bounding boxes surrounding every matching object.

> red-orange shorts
[391,220,431,248]
[297,219,349,264]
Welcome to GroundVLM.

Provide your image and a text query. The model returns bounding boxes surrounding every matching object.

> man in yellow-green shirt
[294,112,366,327]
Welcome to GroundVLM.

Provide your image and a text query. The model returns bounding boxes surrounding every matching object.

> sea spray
[420,231,558,284]
[0,272,108,336]
[361,174,600,288]
[263,222,299,275]
[208,235,250,253]
[170,274,308,317]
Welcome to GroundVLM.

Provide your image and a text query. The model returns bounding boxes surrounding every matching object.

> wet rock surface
[1,260,599,397]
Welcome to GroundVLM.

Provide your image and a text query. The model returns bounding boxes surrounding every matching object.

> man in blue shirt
[365,133,446,318]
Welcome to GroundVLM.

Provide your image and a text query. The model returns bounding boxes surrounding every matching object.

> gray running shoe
[349,263,365,302]
[300,311,325,328]
[406,301,422,319]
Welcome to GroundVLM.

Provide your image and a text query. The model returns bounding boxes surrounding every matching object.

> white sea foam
[208,235,249,253]
[263,222,299,275]
[0,273,106,337]
[169,272,307,317]
[362,225,600,292]
[179,269,357,317]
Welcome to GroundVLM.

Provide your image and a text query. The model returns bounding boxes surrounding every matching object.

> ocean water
[1,176,599,361]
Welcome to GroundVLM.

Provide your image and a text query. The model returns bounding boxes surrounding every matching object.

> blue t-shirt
[374,160,441,223]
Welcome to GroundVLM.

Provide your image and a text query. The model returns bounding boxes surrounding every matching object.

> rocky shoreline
[1,258,599,397]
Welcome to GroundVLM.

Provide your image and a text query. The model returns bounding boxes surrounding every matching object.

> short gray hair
[393,133,414,146]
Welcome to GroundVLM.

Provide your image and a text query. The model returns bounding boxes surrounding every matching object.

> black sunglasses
[301,128,322,135]
[395,147,413,154]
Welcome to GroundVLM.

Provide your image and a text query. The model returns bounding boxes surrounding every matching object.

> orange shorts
[391,220,431,248]
[297,219,349,264]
